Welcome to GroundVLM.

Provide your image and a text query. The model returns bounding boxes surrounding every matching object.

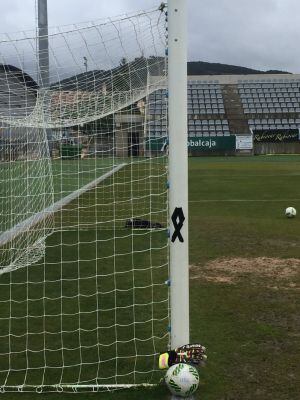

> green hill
[51,59,290,90]
[187,60,290,75]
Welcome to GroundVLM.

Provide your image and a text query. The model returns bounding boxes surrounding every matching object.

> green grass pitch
[1,155,300,399]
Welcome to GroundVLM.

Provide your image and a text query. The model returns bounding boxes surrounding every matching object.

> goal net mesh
[0,6,169,391]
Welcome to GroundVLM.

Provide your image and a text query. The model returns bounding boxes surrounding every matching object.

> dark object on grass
[125,218,163,229]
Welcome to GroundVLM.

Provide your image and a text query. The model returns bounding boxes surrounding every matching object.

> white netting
[0,5,169,391]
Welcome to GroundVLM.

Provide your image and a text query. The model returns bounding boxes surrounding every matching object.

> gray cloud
[1,0,300,73]
[187,0,300,72]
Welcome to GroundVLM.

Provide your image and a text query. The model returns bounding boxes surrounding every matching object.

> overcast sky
[1,0,300,73]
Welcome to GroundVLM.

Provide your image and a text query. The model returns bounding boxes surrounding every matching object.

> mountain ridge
[187,61,290,75]
[50,59,292,91]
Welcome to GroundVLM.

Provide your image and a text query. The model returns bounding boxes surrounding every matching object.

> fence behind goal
[0,6,169,392]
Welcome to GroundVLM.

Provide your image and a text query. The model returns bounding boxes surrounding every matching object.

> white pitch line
[193,174,300,177]
[0,163,127,247]
[189,199,300,203]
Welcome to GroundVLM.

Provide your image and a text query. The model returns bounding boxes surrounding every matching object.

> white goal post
[168,0,189,349]
[0,0,189,392]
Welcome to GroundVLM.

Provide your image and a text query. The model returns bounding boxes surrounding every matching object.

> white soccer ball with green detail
[285,207,297,218]
[165,363,199,398]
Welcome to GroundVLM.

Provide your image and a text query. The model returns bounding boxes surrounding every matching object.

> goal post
[168,0,190,348]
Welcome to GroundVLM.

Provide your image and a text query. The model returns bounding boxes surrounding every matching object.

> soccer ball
[165,363,199,398]
[285,207,297,218]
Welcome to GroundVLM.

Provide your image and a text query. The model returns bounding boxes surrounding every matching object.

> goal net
[0,5,169,392]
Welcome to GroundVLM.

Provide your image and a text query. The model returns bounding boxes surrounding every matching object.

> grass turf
[1,155,300,399]
[188,156,300,399]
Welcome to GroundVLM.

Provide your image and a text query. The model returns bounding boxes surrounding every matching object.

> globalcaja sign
[253,129,300,143]
[188,136,236,152]
[147,136,236,153]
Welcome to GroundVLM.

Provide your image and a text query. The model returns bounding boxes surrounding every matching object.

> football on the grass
[285,207,297,218]
[165,363,199,398]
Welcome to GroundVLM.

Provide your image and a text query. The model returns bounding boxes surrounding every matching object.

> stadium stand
[148,80,229,138]
[248,118,300,131]
[238,81,300,115]
[187,81,225,115]
[2,65,300,154]
[148,88,167,138]
[147,74,300,146]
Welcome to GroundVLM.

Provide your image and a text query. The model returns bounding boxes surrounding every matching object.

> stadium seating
[248,118,300,131]
[187,81,225,115]
[148,81,228,138]
[238,80,300,115]
[188,119,230,136]
[148,76,300,140]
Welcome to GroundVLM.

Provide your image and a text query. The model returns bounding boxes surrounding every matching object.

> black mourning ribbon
[171,207,185,243]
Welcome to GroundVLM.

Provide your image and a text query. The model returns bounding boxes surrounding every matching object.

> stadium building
[146,73,300,156]
[2,63,300,157]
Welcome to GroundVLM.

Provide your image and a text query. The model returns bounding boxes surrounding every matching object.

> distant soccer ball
[285,207,297,218]
[165,363,199,398]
